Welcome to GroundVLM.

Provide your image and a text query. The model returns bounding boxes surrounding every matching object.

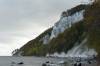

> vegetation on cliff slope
[84,1,100,55]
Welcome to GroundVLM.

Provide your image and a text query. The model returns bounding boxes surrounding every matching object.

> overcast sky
[0,0,89,56]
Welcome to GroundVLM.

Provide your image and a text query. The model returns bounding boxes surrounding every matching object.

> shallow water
[0,56,64,66]
[0,56,97,66]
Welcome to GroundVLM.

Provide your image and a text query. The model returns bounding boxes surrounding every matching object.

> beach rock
[42,63,47,66]
[18,62,24,65]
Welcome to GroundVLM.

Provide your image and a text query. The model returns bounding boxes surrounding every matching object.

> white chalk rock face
[42,10,85,44]
[50,10,85,39]
[42,34,50,44]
